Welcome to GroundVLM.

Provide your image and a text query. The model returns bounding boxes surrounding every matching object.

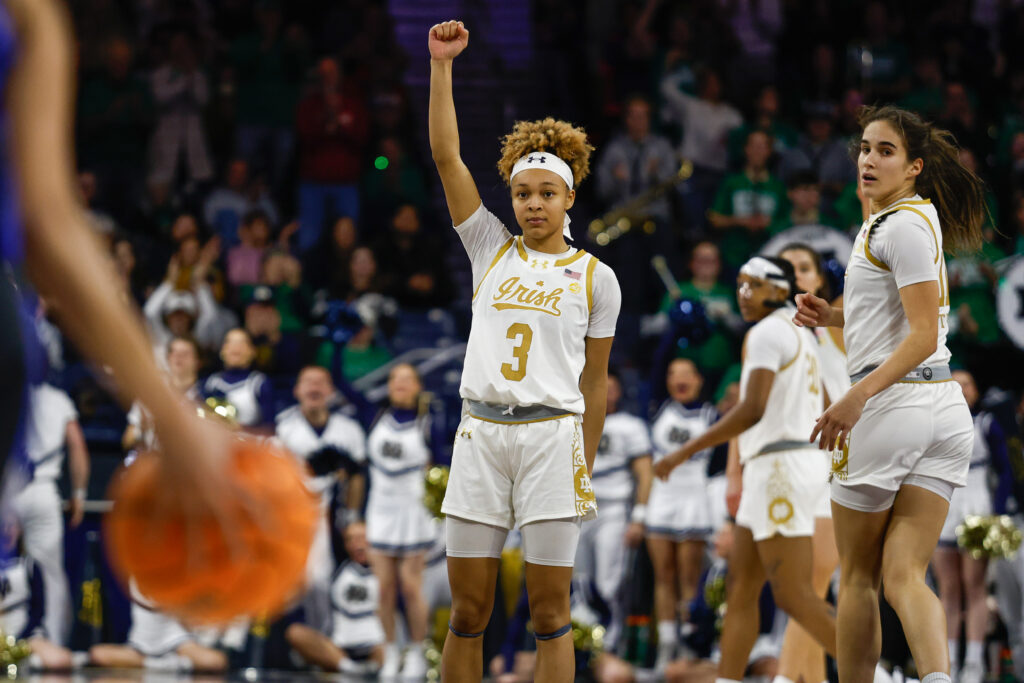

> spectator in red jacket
[296,57,369,252]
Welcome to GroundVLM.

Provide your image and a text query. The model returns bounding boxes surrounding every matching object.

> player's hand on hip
[810,390,865,452]
[68,497,85,529]
[793,292,830,328]
[428,20,469,60]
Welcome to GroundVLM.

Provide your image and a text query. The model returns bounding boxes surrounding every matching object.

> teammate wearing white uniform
[11,382,88,646]
[646,358,718,669]
[776,243,842,683]
[366,363,436,678]
[655,256,838,683]
[575,370,652,652]
[88,581,227,673]
[429,20,620,683]
[276,365,366,634]
[794,105,987,683]
[286,522,385,675]
[933,370,1009,683]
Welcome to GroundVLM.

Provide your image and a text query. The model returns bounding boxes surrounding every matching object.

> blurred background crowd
[13,0,1024,679]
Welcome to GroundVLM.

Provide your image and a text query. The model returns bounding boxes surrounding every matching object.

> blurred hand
[278,220,299,247]
[654,451,684,480]
[68,497,85,529]
[428,20,469,60]
[407,273,435,293]
[624,522,644,548]
[793,292,832,328]
[165,255,181,285]
[726,474,742,518]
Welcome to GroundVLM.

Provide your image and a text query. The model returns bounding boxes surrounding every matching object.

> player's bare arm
[428,20,481,225]
[794,292,844,329]
[579,336,614,474]
[654,368,774,480]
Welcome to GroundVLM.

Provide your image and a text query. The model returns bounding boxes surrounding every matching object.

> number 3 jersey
[455,204,621,414]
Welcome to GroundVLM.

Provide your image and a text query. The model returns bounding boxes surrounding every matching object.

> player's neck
[303,406,329,428]
[522,233,570,255]
[870,185,917,215]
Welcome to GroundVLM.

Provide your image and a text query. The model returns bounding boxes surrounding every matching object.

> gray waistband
[466,400,573,424]
[755,439,817,457]
[849,364,952,385]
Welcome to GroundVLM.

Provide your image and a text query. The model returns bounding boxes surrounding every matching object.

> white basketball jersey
[650,400,717,484]
[738,306,823,463]
[329,560,384,649]
[275,407,367,502]
[844,196,951,376]
[592,412,651,503]
[366,411,431,501]
[814,328,850,404]
[25,384,77,481]
[455,205,620,414]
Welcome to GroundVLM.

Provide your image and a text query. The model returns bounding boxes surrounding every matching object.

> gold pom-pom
[199,396,239,427]
[423,466,450,519]
[956,514,1023,560]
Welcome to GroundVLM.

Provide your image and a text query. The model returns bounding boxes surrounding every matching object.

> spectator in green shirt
[659,241,742,384]
[727,85,800,171]
[708,129,788,271]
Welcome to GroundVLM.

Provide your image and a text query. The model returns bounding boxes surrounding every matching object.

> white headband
[739,256,790,293]
[510,152,575,240]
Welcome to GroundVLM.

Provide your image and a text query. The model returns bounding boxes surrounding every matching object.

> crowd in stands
[12,0,1024,679]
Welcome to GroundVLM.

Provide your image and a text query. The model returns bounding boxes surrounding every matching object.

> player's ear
[565,187,575,211]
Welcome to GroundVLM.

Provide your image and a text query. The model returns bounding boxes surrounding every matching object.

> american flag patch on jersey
[563,268,581,280]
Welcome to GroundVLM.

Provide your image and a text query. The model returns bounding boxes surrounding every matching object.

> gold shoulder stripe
[556,249,588,267]
[585,255,599,314]
[863,219,890,271]
[472,238,515,301]
[895,206,940,264]
[514,236,528,262]
[778,316,803,371]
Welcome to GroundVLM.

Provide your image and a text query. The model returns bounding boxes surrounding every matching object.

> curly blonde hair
[497,117,594,188]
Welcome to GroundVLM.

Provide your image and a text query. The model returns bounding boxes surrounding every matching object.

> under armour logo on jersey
[381,441,403,459]
[458,429,472,440]
[527,155,546,164]
[529,258,549,270]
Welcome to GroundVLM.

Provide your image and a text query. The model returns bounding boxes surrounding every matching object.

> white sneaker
[960,662,984,683]
[401,646,428,680]
[380,643,401,678]
[654,641,675,672]
[875,663,894,683]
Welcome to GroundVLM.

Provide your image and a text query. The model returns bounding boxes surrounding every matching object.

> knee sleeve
[521,518,582,567]
[445,516,508,559]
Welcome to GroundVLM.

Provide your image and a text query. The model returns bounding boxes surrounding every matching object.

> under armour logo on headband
[527,155,546,164]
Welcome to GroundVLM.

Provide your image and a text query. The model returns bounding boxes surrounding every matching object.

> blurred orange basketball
[104,438,318,624]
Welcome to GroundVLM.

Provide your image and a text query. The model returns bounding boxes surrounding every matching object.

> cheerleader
[932,369,1010,683]
[645,358,718,669]
[202,328,274,431]
[794,105,987,683]
[429,20,620,682]
[655,255,838,683]
[365,363,439,678]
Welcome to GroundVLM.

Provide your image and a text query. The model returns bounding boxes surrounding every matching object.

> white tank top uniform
[365,408,435,553]
[0,556,45,641]
[735,305,827,541]
[832,196,973,505]
[647,401,718,540]
[202,368,271,428]
[329,559,385,658]
[939,412,999,545]
[441,203,621,529]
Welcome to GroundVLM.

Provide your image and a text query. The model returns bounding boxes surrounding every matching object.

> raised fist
[428,20,469,60]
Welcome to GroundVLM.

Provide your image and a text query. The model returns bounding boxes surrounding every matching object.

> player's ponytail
[856,105,986,253]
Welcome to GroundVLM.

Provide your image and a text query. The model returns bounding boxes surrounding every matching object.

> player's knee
[527,598,570,636]
[285,623,307,647]
[449,596,494,633]
[880,561,921,601]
